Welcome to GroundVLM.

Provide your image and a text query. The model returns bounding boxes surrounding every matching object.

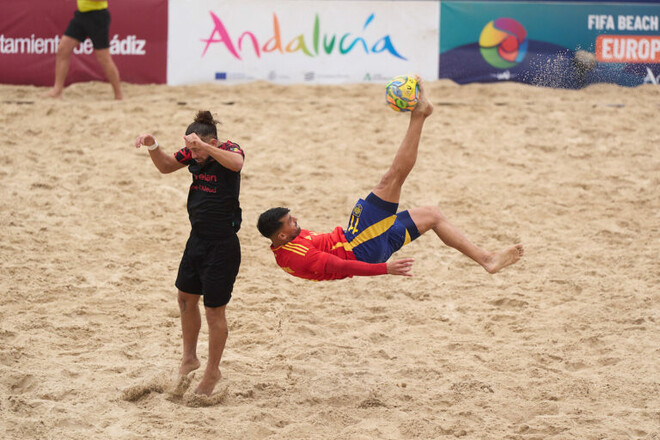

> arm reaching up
[134,134,186,174]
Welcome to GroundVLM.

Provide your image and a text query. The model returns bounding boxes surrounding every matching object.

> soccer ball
[385,75,419,112]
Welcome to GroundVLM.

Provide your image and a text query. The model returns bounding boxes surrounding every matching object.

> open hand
[386,258,414,277]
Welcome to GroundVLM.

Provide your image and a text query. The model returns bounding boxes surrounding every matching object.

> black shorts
[175,232,241,308]
[64,9,111,49]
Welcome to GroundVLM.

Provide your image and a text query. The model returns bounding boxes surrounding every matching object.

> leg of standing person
[94,48,123,100]
[177,290,202,375]
[44,35,80,98]
[195,305,228,396]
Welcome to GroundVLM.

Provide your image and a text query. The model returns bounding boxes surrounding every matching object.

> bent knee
[177,290,200,306]
[409,205,446,234]
[57,45,74,58]
[94,49,113,63]
[421,205,446,222]
[57,38,78,55]
[204,305,227,319]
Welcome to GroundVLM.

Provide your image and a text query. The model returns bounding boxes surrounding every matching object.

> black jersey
[174,141,244,238]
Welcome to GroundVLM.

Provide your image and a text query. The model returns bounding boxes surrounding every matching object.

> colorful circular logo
[479,18,528,69]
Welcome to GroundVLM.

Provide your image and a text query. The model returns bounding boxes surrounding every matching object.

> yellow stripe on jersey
[331,241,354,252]
[284,243,309,253]
[282,243,307,257]
[78,0,108,12]
[348,215,396,248]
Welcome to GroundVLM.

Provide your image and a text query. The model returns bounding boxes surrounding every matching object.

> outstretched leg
[409,206,524,273]
[372,77,434,204]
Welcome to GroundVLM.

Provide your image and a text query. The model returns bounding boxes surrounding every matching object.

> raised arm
[134,134,186,174]
[183,133,244,172]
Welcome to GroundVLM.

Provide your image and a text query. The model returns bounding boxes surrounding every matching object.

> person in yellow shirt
[45,0,123,100]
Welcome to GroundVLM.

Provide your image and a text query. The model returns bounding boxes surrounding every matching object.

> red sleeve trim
[174,147,192,164]
[220,140,245,158]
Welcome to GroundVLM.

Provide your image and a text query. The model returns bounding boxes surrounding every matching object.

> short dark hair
[185,110,219,139]
[257,207,290,238]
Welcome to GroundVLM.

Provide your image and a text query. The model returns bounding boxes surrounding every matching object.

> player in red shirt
[258,77,524,281]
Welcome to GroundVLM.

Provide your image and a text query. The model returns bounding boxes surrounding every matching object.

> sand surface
[0,79,658,439]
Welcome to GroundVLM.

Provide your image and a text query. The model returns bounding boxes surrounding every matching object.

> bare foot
[43,88,62,99]
[179,357,200,376]
[483,244,524,274]
[171,373,193,398]
[413,75,433,117]
[194,369,221,396]
[114,92,124,100]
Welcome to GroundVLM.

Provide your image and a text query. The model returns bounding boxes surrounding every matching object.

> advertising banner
[439,1,660,88]
[167,0,439,85]
[0,0,168,86]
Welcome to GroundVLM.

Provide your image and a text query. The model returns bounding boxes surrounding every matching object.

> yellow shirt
[77,0,108,12]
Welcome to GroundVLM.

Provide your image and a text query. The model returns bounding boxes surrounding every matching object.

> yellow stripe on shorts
[348,215,396,248]
[403,229,411,247]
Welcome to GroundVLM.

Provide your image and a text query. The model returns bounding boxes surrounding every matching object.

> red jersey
[271,227,387,281]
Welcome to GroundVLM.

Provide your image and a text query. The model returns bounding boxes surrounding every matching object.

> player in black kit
[134,111,243,396]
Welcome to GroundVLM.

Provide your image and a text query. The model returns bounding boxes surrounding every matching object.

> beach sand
[0,79,658,439]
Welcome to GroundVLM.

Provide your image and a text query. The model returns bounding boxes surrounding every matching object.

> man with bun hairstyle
[134,111,243,396]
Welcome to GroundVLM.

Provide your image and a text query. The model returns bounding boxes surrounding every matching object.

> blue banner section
[439,1,660,88]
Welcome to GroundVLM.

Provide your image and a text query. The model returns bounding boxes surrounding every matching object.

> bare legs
[44,36,79,99]
[178,291,201,375]
[372,77,434,204]
[94,48,123,100]
[44,36,123,100]
[196,306,227,396]
[409,206,524,273]
[177,290,228,396]
[375,76,523,273]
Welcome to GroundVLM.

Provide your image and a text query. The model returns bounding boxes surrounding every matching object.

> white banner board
[167,0,439,85]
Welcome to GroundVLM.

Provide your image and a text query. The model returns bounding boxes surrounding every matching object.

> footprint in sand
[183,385,229,407]
[121,372,227,407]
[121,373,176,402]
[169,374,193,398]
[120,381,164,402]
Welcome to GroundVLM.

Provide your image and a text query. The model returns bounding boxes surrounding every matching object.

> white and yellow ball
[385,75,419,112]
